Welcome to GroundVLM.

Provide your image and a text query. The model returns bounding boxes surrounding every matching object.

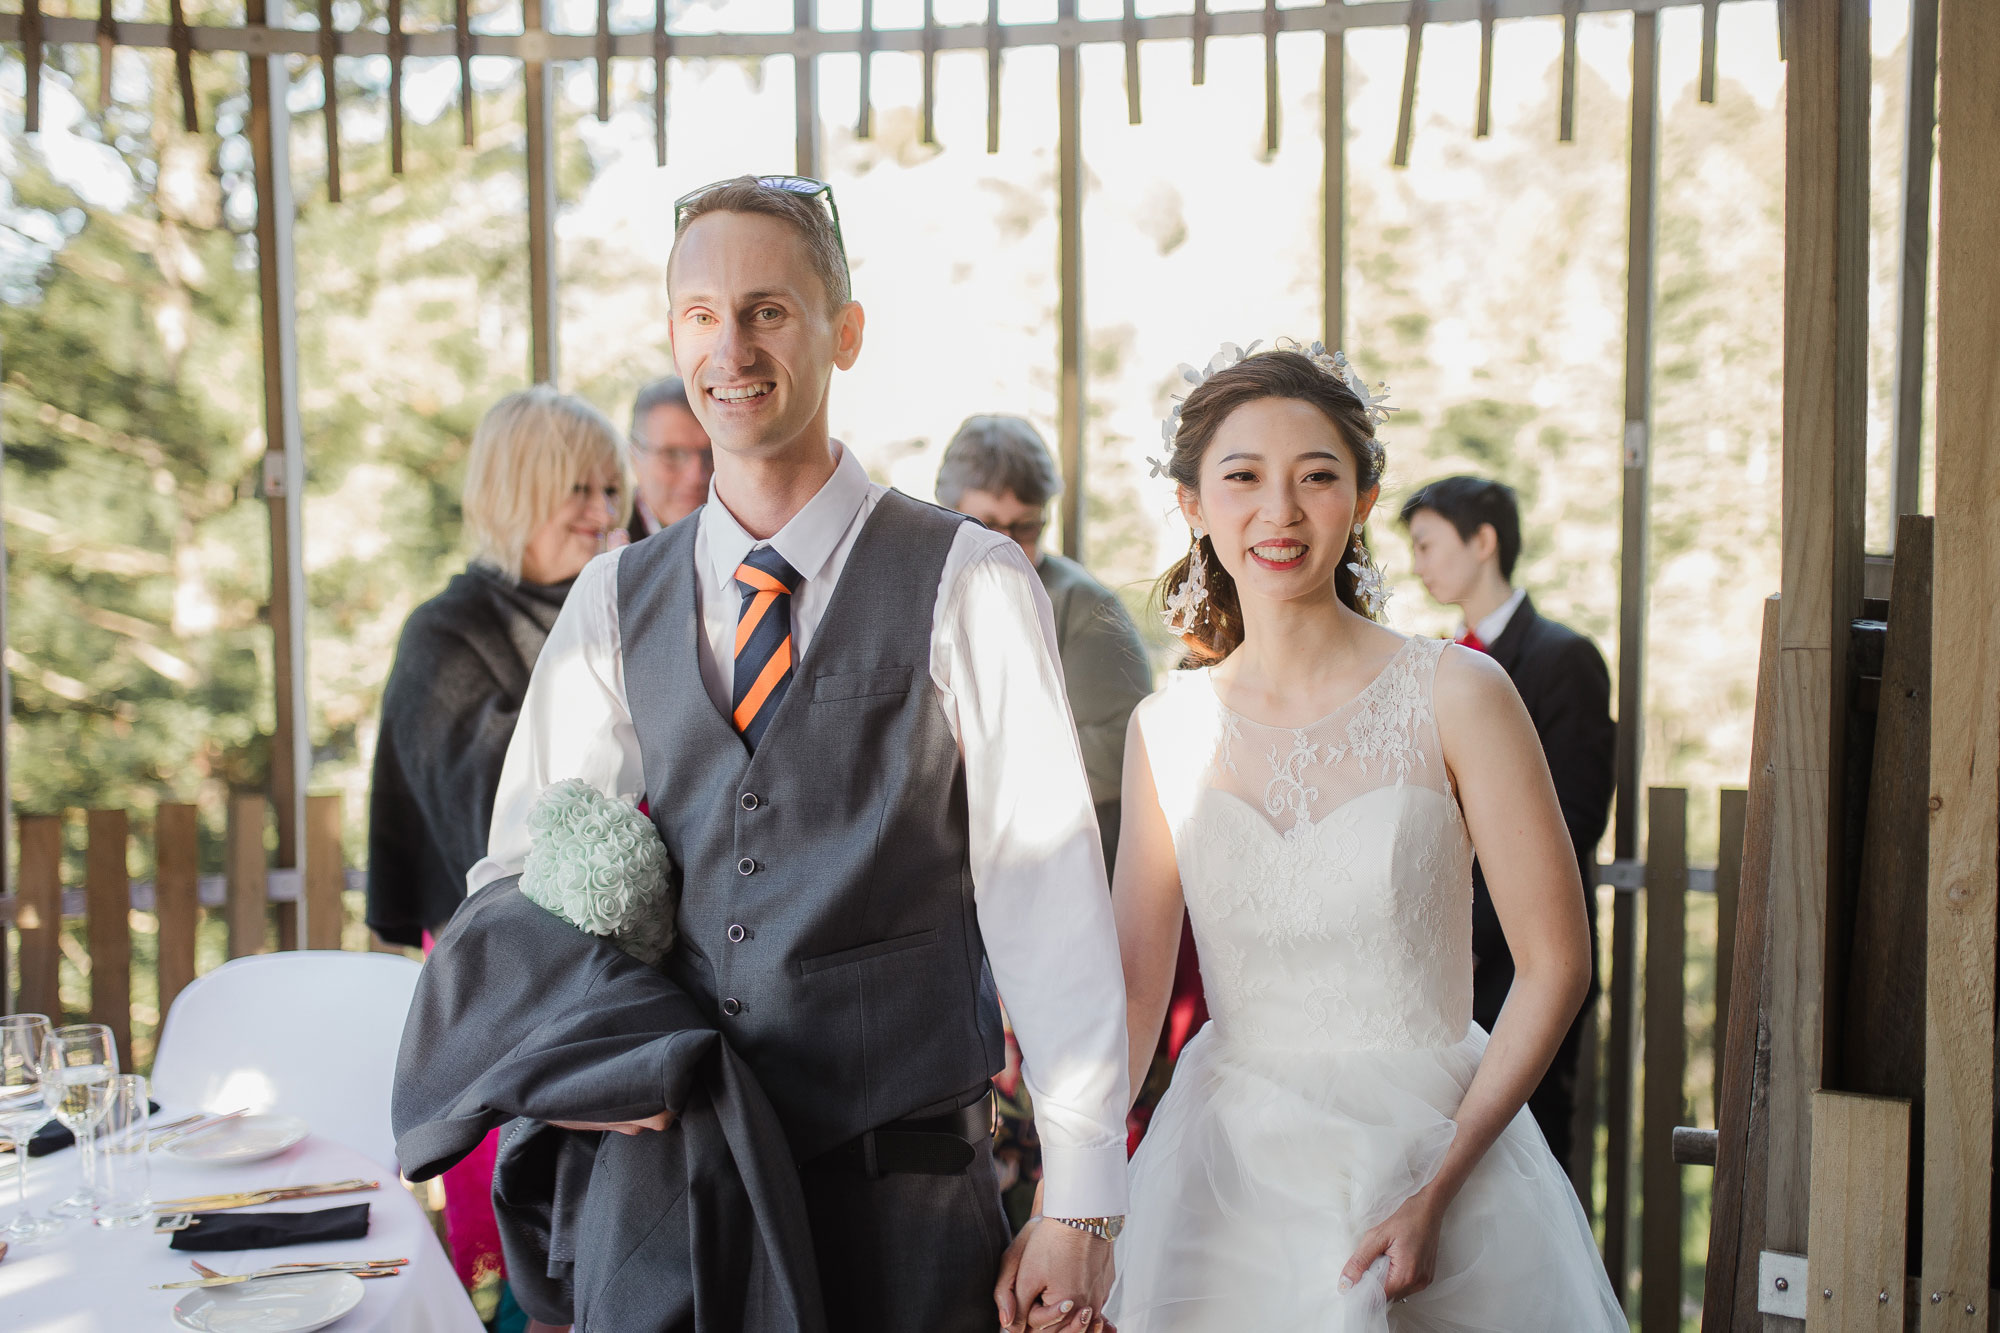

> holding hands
[995,1215,1117,1333]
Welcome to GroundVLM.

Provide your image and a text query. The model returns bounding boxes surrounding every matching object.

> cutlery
[190,1257,408,1275]
[152,1261,403,1289]
[151,1108,251,1150]
[150,1178,379,1213]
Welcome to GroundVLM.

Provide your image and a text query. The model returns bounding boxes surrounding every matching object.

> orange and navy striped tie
[731,546,803,750]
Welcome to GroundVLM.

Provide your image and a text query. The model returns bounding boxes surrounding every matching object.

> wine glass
[0,1014,58,1243]
[40,1024,117,1220]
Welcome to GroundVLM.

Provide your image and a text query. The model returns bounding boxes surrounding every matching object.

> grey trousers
[799,1137,1012,1333]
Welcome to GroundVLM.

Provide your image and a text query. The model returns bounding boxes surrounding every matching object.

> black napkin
[168,1203,372,1252]
[24,1100,163,1157]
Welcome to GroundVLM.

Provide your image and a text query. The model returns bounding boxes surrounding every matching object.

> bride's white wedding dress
[1108,636,1626,1332]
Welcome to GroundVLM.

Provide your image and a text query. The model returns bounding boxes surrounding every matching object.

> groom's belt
[804,1091,995,1178]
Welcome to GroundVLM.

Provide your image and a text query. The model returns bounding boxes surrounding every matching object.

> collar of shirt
[1465,586,1527,647]
[699,441,872,595]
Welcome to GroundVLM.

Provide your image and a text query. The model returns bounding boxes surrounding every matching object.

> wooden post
[1806,1092,1911,1332]
[226,794,269,959]
[14,815,62,1021]
[1391,0,1422,168]
[1557,0,1580,142]
[1322,25,1343,350]
[317,0,342,202]
[154,803,199,1018]
[1889,0,1938,530]
[304,795,345,950]
[1766,0,1869,1293]
[1641,786,1687,1333]
[248,0,310,938]
[1056,0,1084,563]
[1715,785,1746,1111]
[84,810,131,1070]
[1605,879,1637,1298]
[524,0,559,385]
[1920,0,2000,1320]
[794,0,820,177]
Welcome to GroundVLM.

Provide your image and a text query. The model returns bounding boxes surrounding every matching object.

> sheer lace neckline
[1200,636,1421,734]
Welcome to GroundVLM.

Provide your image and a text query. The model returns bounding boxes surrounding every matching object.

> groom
[469,176,1130,1333]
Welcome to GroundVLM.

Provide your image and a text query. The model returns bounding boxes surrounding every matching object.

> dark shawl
[366,564,571,947]
[393,879,826,1333]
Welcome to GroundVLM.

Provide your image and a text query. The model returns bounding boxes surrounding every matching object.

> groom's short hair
[1398,475,1522,581]
[669,177,851,314]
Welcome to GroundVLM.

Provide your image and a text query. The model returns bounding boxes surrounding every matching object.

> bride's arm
[1422,643,1594,1209]
[1112,713,1188,1115]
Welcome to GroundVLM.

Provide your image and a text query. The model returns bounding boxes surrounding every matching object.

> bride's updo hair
[1155,347,1386,663]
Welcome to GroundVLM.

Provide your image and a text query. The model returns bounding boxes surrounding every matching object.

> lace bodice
[1137,636,1474,1053]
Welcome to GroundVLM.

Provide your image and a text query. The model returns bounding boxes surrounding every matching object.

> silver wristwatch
[1050,1215,1125,1242]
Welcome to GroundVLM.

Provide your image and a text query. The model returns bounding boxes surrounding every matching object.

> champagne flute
[40,1024,117,1220]
[0,1014,58,1243]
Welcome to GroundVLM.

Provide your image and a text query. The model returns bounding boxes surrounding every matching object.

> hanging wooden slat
[304,795,345,950]
[1261,0,1279,154]
[1122,0,1140,125]
[921,0,937,146]
[857,0,875,139]
[793,0,819,178]
[318,0,343,201]
[1699,0,1719,102]
[85,810,133,1071]
[1056,0,1083,560]
[984,0,999,152]
[1190,0,1207,85]
[1806,1092,1911,1333]
[21,0,42,133]
[1558,0,1580,141]
[387,0,405,173]
[1603,877,1638,1300]
[1392,0,1423,167]
[1475,0,1494,137]
[96,0,116,110]
[596,0,613,121]
[524,0,559,383]
[1640,786,1687,1333]
[457,0,474,147]
[154,803,199,1018]
[226,794,269,959]
[653,0,670,165]
[14,816,62,1021]
[1714,786,1746,1113]
[1890,0,1939,525]
[1322,26,1343,348]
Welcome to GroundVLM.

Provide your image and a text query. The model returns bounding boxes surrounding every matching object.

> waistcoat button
[721,997,742,1017]
[727,923,747,943]
[740,792,760,811]
[737,857,756,876]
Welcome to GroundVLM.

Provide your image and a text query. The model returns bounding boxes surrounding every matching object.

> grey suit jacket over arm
[392,880,826,1333]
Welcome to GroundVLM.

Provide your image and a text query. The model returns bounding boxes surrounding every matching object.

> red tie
[1455,630,1487,653]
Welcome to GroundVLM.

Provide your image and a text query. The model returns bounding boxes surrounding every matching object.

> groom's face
[668,210,863,461]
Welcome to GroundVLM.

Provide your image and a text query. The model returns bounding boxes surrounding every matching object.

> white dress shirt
[1465,585,1527,646]
[472,443,1132,1218]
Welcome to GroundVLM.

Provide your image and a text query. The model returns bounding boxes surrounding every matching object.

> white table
[0,1123,483,1332]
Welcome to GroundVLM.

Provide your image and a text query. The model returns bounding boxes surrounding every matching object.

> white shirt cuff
[1037,1141,1131,1219]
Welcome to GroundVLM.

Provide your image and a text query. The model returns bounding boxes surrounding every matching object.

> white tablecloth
[0,1121,483,1332]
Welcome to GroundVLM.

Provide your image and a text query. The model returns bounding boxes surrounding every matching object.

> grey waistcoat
[617,490,1005,1161]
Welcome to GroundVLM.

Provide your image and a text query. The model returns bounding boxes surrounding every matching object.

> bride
[997,342,1626,1332]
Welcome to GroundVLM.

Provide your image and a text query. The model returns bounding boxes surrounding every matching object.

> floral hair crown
[1146,337,1394,480]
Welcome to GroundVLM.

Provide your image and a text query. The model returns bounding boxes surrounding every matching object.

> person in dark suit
[1400,475,1615,1172]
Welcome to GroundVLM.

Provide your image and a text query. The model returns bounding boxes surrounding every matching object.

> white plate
[165,1114,310,1165]
[172,1272,364,1332]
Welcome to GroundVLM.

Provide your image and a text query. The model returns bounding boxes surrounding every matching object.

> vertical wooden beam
[1699,0,1719,104]
[14,816,62,1021]
[248,0,309,915]
[1641,786,1687,1333]
[1056,0,1084,563]
[168,0,197,131]
[387,0,405,172]
[458,0,475,148]
[1475,0,1495,138]
[858,0,876,139]
[1121,0,1140,126]
[226,794,269,959]
[304,795,344,950]
[594,0,612,123]
[1322,24,1344,351]
[1391,0,1422,168]
[1890,0,1938,531]
[1767,0,1869,1295]
[154,803,198,1018]
[1260,0,1279,154]
[1807,1092,1911,1332]
[984,0,999,152]
[318,0,343,202]
[652,0,670,166]
[96,0,116,111]
[21,0,42,133]
[1605,881,1638,1299]
[794,0,820,178]
[1190,0,1207,85]
[1920,0,2000,1320]
[84,810,130,1071]
[524,0,559,385]
[1558,0,1580,142]
[1715,785,1747,1110]
[921,0,938,145]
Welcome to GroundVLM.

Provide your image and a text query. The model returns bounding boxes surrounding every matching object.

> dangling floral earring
[1346,523,1392,619]
[1163,525,1211,633]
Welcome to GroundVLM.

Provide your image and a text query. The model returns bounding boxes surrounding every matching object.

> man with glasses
[474,176,1128,1333]
[626,375,714,540]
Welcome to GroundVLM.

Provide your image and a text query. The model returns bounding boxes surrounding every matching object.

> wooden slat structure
[524,0,558,386]
[1642,786,1688,1332]
[225,794,269,959]
[304,795,346,951]
[1806,1092,1911,1332]
[1888,0,1938,530]
[84,809,131,1069]
[1920,0,2000,1320]
[14,815,61,1021]
[1055,0,1084,562]
[155,803,200,1016]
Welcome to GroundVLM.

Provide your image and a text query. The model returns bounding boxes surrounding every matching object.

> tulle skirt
[1107,1023,1627,1332]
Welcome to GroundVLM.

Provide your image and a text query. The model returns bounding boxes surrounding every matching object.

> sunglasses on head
[672,175,847,267]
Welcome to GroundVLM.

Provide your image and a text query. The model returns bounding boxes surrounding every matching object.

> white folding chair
[150,950,424,1173]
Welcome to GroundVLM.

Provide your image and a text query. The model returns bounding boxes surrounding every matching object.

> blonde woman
[367,386,627,1313]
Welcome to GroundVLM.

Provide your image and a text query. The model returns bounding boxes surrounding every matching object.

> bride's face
[1178,396,1378,610]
